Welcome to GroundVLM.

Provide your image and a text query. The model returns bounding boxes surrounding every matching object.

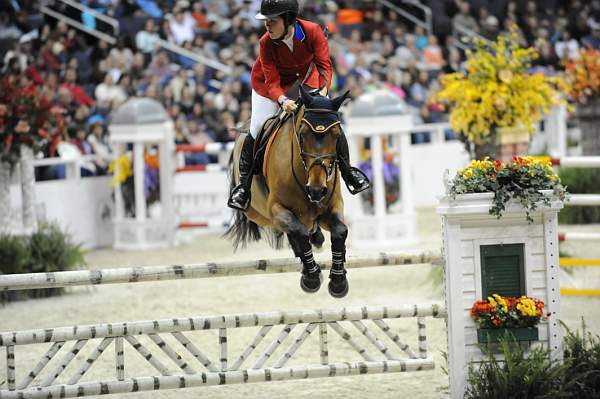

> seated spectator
[167,5,196,45]
[86,117,111,175]
[583,20,600,50]
[395,34,419,68]
[414,26,428,52]
[452,1,479,33]
[61,68,94,107]
[95,72,127,106]
[135,19,160,65]
[423,35,444,68]
[555,30,579,60]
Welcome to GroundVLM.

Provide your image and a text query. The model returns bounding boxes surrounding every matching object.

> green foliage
[0,223,85,302]
[557,167,600,224]
[465,337,573,399]
[562,320,600,398]
[465,322,600,399]
[0,233,29,274]
[27,223,84,274]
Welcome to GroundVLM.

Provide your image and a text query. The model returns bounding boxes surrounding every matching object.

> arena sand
[1,208,599,399]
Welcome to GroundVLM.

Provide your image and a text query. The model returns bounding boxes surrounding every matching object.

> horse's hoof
[300,271,323,294]
[328,270,349,298]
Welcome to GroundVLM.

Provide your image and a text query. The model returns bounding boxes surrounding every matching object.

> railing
[156,39,232,75]
[40,0,118,44]
[375,0,432,37]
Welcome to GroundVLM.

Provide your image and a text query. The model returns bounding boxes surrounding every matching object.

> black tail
[223,145,286,251]
[223,150,261,250]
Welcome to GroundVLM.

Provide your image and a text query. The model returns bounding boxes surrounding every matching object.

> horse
[225,86,351,298]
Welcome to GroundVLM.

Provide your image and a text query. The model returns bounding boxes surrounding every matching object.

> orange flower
[144,153,160,170]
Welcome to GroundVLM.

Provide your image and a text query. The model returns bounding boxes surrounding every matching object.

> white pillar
[113,145,124,221]
[0,161,12,234]
[371,134,385,218]
[134,143,146,222]
[20,146,38,233]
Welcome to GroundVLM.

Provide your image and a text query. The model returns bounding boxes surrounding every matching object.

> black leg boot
[338,132,371,194]
[228,135,255,211]
[299,244,323,293]
[328,239,349,298]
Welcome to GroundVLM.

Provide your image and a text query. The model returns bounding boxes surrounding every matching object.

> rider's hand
[279,96,297,113]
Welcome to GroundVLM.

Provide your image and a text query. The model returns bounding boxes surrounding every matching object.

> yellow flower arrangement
[434,27,567,145]
[108,154,133,188]
[471,293,547,329]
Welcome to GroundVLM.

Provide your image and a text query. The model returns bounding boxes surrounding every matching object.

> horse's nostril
[306,186,327,202]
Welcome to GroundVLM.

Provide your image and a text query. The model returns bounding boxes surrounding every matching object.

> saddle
[253,107,301,179]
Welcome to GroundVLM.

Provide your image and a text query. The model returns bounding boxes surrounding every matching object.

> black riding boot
[228,135,255,211]
[338,132,371,194]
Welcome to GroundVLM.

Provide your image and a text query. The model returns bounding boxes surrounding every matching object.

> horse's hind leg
[321,213,349,298]
[271,203,322,293]
[310,225,325,249]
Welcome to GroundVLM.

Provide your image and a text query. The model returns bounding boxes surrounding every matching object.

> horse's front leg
[271,203,322,293]
[321,212,349,298]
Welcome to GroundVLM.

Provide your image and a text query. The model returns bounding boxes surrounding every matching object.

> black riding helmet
[256,0,299,39]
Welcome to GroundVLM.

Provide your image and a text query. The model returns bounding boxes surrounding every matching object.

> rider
[227,0,371,211]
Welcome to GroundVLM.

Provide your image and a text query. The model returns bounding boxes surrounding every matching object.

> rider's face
[265,16,285,39]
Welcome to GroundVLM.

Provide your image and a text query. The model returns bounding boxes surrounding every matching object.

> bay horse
[225,86,350,298]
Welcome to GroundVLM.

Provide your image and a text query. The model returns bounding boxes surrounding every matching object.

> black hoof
[300,267,323,294]
[328,270,349,298]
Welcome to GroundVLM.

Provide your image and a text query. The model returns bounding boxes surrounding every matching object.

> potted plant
[563,48,600,155]
[0,76,65,233]
[434,27,567,162]
[471,293,548,343]
[447,156,567,222]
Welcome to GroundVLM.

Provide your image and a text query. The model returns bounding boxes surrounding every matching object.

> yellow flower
[108,154,133,188]
[463,169,474,179]
[499,69,513,83]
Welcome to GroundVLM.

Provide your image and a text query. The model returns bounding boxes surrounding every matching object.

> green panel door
[480,243,525,298]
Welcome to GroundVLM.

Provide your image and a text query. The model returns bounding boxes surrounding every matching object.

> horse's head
[296,86,350,204]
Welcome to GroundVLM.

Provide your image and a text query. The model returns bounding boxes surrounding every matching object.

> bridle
[290,106,341,206]
[292,108,340,181]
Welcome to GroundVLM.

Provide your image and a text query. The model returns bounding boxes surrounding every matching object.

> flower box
[477,327,539,343]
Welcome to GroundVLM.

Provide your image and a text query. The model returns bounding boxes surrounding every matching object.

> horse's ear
[331,90,350,111]
[299,85,313,107]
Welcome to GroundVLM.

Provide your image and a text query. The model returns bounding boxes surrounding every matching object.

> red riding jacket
[251,19,333,102]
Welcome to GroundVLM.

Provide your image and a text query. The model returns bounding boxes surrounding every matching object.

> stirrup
[227,185,251,211]
[343,168,371,195]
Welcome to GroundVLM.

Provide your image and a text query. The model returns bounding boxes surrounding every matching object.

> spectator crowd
[2,0,600,178]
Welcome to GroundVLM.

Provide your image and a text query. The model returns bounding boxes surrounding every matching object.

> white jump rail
[545,157,600,206]
[0,252,441,291]
[0,252,444,398]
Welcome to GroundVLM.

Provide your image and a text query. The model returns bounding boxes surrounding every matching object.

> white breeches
[250,89,280,139]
